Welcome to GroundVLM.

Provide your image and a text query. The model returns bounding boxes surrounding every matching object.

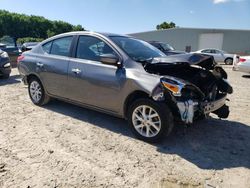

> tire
[28,77,50,106]
[128,98,174,142]
[225,58,233,65]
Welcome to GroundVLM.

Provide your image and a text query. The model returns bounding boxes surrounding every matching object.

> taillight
[239,58,246,63]
[17,55,24,64]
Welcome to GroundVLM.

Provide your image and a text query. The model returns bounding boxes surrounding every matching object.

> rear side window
[42,36,73,56]
[43,36,72,57]
[201,49,211,53]
[42,42,52,54]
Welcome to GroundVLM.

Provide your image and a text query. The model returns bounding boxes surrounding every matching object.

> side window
[150,43,161,49]
[50,36,73,57]
[202,49,211,53]
[76,35,117,61]
[215,50,221,54]
[42,42,52,54]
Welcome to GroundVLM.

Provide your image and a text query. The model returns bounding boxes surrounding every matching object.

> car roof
[56,31,130,38]
[202,48,220,50]
[148,41,165,44]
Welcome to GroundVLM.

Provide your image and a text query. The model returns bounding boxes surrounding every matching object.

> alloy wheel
[29,80,42,103]
[132,105,161,138]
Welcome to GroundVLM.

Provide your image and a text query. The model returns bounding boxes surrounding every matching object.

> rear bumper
[237,64,250,73]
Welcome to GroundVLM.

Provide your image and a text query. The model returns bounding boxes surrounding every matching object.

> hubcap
[29,81,42,103]
[132,105,161,138]
[226,59,233,64]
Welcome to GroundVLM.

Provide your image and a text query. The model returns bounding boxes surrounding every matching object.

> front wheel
[28,77,50,106]
[128,99,174,142]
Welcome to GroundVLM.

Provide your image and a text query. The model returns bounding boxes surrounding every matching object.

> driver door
[67,35,125,113]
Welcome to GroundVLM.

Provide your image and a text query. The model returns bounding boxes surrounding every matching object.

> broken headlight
[161,78,185,97]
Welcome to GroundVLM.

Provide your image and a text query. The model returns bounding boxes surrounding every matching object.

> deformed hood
[150,53,216,70]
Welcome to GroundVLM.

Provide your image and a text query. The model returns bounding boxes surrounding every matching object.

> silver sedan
[195,48,235,65]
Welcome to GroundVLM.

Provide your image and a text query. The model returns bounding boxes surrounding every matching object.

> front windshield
[110,36,165,62]
[160,43,175,51]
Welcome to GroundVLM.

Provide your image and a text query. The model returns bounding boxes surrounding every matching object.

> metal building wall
[130,28,250,55]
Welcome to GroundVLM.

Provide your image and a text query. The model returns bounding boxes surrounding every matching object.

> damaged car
[17,32,233,142]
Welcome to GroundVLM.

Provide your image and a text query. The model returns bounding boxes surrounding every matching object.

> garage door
[199,33,224,50]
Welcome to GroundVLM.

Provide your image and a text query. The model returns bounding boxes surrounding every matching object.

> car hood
[148,53,216,70]
[164,50,187,55]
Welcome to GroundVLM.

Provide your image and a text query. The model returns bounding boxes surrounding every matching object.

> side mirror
[100,54,119,66]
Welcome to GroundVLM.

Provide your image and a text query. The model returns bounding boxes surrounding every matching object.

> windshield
[0,36,16,48]
[160,43,175,51]
[110,36,165,62]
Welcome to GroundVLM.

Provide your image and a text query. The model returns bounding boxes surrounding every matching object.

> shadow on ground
[44,100,250,170]
[0,75,21,86]
[242,75,250,78]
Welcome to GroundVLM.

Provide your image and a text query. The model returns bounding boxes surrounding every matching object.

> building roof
[129,27,250,35]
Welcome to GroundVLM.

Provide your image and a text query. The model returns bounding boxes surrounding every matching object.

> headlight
[0,52,9,58]
[161,78,185,96]
[3,62,10,68]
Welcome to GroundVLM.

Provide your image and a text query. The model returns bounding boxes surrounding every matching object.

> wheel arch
[26,73,49,95]
[123,90,150,119]
[26,73,41,84]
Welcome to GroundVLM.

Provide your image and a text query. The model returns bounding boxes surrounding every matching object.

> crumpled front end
[148,54,233,124]
[152,76,232,124]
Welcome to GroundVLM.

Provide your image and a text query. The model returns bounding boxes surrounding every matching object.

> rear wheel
[128,98,174,142]
[225,58,233,65]
[28,77,50,106]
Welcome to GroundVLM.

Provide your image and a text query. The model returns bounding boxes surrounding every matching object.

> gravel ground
[0,67,250,188]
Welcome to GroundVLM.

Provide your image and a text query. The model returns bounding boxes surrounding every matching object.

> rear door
[67,35,125,113]
[214,50,225,62]
[36,36,73,97]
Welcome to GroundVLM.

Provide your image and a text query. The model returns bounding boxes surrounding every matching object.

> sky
[0,0,249,34]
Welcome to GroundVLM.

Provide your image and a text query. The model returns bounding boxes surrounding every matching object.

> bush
[17,37,44,44]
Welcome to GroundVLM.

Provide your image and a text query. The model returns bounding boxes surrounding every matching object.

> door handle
[36,62,44,67]
[72,68,81,74]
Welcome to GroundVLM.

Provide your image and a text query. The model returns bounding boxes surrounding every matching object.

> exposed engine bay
[144,53,233,123]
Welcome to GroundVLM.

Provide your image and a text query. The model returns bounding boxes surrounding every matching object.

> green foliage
[156,21,176,30]
[0,10,85,39]
[17,37,44,44]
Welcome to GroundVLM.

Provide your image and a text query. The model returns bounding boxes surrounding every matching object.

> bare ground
[0,67,250,188]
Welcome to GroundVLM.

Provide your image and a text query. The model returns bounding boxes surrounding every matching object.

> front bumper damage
[176,94,228,124]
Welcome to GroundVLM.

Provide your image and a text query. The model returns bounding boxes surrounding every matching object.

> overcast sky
[0,0,249,34]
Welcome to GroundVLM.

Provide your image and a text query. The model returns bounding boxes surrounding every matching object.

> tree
[0,10,85,40]
[17,37,44,44]
[156,21,176,30]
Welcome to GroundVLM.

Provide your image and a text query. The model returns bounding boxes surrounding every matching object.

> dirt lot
[0,67,250,188]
